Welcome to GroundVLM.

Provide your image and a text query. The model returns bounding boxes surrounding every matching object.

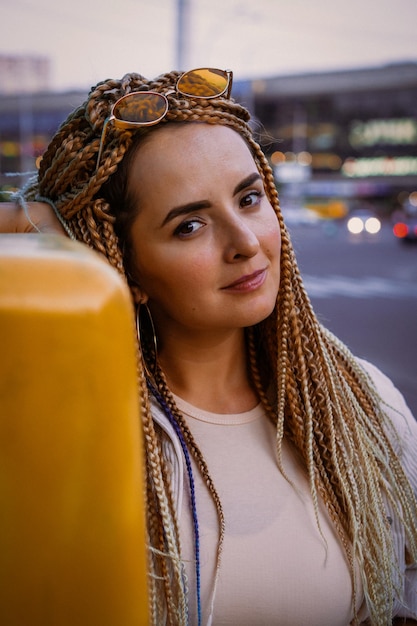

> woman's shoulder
[357,357,417,455]
[356,359,417,620]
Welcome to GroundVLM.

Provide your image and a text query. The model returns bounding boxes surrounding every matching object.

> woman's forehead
[148,121,242,145]
[127,123,258,212]
[132,123,252,171]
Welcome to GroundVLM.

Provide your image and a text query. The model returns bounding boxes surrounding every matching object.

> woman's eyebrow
[233,172,262,196]
[160,172,262,228]
[160,200,211,227]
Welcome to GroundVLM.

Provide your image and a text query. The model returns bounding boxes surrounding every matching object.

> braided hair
[25,70,417,625]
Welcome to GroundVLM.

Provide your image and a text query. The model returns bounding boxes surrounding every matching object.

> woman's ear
[130,284,149,306]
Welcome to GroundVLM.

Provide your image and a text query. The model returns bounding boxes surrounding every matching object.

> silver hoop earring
[136,303,158,378]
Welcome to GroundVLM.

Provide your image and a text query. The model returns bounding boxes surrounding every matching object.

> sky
[1,0,417,92]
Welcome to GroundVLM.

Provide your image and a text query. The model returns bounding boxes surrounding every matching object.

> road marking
[302,275,417,299]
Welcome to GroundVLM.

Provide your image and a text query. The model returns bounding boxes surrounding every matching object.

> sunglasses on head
[95,67,233,171]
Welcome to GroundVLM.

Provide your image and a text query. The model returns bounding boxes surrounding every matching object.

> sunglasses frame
[95,68,233,171]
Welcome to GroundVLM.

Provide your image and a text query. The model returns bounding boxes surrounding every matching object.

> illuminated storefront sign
[342,156,417,177]
[349,118,417,147]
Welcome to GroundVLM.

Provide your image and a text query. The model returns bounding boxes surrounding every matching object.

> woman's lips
[222,269,267,292]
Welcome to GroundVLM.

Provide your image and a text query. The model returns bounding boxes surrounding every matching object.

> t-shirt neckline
[172,393,264,425]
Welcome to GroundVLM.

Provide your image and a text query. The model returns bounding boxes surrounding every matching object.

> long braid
[25,70,417,625]
[152,366,226,594]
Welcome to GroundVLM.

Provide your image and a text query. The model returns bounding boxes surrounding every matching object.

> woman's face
[128,123,281,341]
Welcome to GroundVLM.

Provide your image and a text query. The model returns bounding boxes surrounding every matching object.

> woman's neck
[157,328,258,414]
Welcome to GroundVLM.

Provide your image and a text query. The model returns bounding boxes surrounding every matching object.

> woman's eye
[240,190,263,208]
[174,219,205,237]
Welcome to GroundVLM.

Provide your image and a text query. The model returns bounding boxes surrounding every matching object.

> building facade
[241,62,417,216]
[0,55,50,95]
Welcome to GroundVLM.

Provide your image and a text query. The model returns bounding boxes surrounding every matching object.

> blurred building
[240,62,417,216]
[0,90,85,180]
[0,54,55,177]
[1,61,416,214]
[0,55,51,94]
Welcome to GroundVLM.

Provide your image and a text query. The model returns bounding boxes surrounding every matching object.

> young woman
[2,68,417,625]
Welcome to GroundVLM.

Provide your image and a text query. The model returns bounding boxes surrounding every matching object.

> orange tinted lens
[177,69,228,98]
[113,92,168,125]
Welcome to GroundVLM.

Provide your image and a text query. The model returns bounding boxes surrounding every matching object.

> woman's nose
[223,216,260,262]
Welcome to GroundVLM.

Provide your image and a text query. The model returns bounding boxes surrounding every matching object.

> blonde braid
[247,120,417,624]
[152,367,226,565]
[139,373,187,624]
[246,327,276,423]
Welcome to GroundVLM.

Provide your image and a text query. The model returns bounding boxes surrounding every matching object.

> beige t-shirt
[174,395,362,626]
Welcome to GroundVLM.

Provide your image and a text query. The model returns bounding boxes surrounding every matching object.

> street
[286,219,417,418]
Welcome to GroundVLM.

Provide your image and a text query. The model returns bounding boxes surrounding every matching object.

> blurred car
[281,206,321,226]
[392,215,417,243]
[346,211,382,236]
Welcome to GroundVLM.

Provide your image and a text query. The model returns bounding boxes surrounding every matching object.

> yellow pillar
[0,235,148,625]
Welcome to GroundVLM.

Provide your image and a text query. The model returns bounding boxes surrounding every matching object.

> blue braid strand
[147,381,202,626]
